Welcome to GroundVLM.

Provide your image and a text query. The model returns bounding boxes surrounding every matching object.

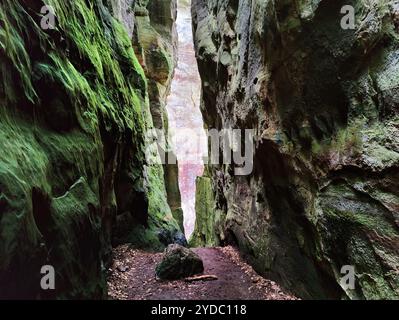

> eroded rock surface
[0,0,182,298]
[131,0,185,233]
[192,0,399,299]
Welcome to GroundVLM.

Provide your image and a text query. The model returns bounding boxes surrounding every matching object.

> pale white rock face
[109,0,135,37]
[166,0,207,239]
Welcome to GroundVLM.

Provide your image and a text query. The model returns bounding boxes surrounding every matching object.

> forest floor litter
[107,245,298,300]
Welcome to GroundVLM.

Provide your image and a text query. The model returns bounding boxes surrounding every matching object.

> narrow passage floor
[108,245,297,300]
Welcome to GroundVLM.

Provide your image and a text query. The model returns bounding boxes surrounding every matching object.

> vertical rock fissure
[166,0,207,239]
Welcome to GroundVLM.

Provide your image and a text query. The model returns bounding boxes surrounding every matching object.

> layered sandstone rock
[192,0,399,299]
[131,0,185,232]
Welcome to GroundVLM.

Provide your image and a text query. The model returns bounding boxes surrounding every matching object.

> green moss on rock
[192,0,399,299]
[190,175,220,248]
[0,0,181,299]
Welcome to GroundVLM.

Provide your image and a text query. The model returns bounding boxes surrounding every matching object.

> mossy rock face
[192,0,399,299]
[0,0,181,299]
[130,0,184,234]
[190,174,221,248]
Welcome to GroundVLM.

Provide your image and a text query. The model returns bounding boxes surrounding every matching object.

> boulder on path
[155,244,204,280]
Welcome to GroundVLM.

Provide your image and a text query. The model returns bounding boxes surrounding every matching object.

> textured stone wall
[0,0,181,298]
[132,0,185,233]
[192,0,399,299]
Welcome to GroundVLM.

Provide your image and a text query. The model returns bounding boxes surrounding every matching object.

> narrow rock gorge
[0,0,398,301]
[191,0,399,299]
[166,0,207,238]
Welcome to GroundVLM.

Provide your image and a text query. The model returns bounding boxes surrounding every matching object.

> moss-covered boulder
[156,244,204,280]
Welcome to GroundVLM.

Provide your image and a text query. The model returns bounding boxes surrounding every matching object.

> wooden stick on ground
[184,275,218,282]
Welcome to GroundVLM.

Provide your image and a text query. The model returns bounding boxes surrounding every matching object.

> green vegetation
[0,0,181,298]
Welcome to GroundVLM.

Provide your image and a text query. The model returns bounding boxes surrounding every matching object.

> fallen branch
[184,275,218,282]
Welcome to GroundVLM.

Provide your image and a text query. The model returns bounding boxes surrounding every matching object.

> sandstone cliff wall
[192,0,399,299]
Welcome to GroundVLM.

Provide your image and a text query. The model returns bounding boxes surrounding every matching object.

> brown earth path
[107,245,297,300]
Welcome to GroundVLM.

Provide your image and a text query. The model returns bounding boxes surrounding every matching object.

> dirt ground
[107,245,297,300]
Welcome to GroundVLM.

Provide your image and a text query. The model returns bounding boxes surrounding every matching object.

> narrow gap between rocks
[165,0,207,239]
[107,0,298,301]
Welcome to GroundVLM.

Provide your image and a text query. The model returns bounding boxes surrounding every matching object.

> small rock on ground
[108,245,298,300]
[155,244,204,280]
